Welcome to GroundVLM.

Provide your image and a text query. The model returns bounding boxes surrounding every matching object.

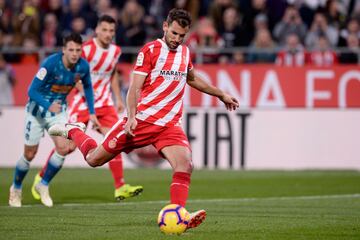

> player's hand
[124,117,137,137]
[48,101,62,113]
[89,114,102,131]
[219,93,239,111]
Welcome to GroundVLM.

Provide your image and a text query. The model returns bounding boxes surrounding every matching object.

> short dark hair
[63,33,83,46]
[98,14,116,25]
[166,8,192,28]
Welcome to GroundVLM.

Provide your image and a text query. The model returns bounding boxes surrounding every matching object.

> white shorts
[24,111,67,146]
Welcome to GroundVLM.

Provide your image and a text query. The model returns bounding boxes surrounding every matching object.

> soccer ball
[157,204,190,235]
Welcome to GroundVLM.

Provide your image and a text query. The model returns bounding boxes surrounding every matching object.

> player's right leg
[33,136,75,207]
[48,122,116,167]
[10,113,43,207]
[9,145,38,207]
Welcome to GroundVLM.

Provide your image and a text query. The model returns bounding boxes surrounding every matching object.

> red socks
[170,172,191,207]
[108,155,125,189]
[68,129,97,158]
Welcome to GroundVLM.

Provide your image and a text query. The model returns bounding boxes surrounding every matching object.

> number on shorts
[26,121,32,133]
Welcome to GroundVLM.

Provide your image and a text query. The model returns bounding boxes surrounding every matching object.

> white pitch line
[2,193,359,208]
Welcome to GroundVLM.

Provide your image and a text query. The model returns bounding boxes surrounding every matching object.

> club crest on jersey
[136,52,144,66]
[108,138,117,149]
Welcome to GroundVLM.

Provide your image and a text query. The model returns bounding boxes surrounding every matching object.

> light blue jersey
[10,48,97,196]
[27,52,95,118]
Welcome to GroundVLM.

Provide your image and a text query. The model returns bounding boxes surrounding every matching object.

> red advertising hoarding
[12,64,360,108]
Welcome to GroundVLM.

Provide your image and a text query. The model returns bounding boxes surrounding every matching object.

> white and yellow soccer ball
[157,204,190,235]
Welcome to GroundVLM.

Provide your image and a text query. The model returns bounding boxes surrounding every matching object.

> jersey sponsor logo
[136,52,144,66]
[36,67,47,80]
[159,70,186,81]
[92,71,112,77]
[50,84,73,94]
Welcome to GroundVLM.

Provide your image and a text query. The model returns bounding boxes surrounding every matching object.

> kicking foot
[187,209,206,230]
[31,173,42,200]
[115,184,143,201]
[9,185,22,207]
[35,183,53,207]
[48,122,86,139]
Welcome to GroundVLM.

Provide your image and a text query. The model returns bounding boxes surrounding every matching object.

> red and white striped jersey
[307,50,338,66]
[68,38,121,114]
[133,39,193,127]
[276,50,306,66]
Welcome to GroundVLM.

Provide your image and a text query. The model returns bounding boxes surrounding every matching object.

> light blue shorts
[24,111,67,146]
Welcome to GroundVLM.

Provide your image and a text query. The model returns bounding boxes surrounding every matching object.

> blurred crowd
[0,0,359,65]
[0,0,359,107]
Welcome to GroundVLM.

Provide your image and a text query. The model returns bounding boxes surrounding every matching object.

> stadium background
[0,0,359,169]
[0,1,360,239]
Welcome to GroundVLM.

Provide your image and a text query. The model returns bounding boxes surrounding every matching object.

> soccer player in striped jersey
[32,15,143,201]
[49,9,239,229]
[9,33,98,207]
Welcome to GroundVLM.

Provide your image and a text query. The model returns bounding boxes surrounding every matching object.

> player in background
[9,33,98,207]
[49,9,239,229]
[32,15,143,201]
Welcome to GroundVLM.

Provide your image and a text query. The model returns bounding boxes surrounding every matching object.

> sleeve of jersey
[82,64,95,114]
[133,47,151,76]
[188,53,194,71]
[27,60,52,110]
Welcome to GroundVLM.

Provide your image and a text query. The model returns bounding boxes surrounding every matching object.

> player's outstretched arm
[186,69,239,111]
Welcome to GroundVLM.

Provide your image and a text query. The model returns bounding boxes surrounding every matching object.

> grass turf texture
[0,168,359,239]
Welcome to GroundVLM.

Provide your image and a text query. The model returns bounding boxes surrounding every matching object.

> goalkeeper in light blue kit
[9,33,99,207]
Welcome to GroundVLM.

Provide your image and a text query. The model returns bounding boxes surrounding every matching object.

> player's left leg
[32,112,78,207]
[31,149,55,200]
[31,150,50,200]
[161,145,193,206]
[157,126,206,230]
[41,137,74,185]
[33,136,75,207]
[161,145,207,230]
[33,109,89,197]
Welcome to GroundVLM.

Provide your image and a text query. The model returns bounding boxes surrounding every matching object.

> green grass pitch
[1,168,360,239]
